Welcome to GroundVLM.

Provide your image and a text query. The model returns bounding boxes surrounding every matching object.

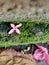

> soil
[0,0,49,22]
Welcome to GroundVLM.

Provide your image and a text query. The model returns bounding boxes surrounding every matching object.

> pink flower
[8,23,22,34]
[34,44,49,64]
[44,53,49,64]
[34,49,46,60]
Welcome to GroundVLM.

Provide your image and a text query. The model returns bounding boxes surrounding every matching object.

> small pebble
[35,32,43,36]
[27,47,30,51]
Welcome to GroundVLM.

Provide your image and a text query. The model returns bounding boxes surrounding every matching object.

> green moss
[0,21,49,47]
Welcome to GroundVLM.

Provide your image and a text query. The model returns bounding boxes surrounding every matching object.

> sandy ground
[0,0,49,22]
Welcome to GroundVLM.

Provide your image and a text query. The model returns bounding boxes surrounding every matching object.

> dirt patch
[0,0,49,21]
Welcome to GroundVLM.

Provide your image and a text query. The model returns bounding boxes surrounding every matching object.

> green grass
[0,32,49,47]
[0,21,49,47]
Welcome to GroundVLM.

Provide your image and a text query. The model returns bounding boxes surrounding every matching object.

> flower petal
[44,53,49,64]
[16,29,21,34]
[34,49,45,60]
[35,44,48,53]
[10,24,15,28]
[8,29,14,34]
[16,23,22,28]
